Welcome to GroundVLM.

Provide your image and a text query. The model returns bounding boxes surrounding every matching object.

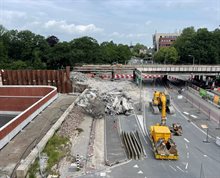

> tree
[70,36,101,64]
[132,43,147,58]
[46,35,59,47]
[154,47,179,64]
[173,27,196,64]
[46,42,71,69]
[173,27,220,64]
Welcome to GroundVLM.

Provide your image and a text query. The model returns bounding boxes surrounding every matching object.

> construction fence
[0,67,72,93]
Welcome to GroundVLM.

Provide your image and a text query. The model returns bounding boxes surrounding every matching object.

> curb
[16,89,89,178]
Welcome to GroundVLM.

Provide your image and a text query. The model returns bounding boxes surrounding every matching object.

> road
[79,79,220,178]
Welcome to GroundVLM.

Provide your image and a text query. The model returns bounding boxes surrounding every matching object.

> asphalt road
[79,79,220,178]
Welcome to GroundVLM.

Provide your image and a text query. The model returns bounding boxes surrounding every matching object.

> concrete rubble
[77,88,134,116]
[77,89,105,119]
[102,91,134,115]
[71,72,88,82]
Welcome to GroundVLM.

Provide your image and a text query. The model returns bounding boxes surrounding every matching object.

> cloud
[109,32,147,39]
[164,0,201,8]
[0,10,26,24]
[145,20,152,25]
[126,33,147,38]
[44,20,103,34]
[110,32,125,38]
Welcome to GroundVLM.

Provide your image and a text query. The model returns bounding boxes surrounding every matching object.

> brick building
[153,32,180,51]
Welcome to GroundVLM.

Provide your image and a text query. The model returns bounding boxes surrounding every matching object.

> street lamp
[188,55,195,66]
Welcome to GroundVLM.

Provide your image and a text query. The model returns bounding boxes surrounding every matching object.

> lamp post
[139,71,142,111]
[188,55,195,66]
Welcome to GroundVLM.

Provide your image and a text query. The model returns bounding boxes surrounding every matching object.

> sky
[0,0,220,47]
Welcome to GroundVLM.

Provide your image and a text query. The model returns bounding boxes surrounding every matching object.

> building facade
[153,32,180,52]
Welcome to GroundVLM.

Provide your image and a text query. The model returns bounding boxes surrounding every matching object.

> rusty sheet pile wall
[0,67,72,93]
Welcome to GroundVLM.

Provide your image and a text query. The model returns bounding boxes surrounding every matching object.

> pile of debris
[77,89,105,119]
[102,91,134,115]
[71,72,88,83]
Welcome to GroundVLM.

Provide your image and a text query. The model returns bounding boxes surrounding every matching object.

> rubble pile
[102,91,134,115]
[71,72,88,82]
[77,89,105,119]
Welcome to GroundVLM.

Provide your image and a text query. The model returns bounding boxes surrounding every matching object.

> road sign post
[201,124,210,143]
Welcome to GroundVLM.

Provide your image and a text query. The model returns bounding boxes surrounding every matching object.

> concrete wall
[0,86,58,149]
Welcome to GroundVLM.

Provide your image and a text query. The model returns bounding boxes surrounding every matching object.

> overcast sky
[0,0,219,47]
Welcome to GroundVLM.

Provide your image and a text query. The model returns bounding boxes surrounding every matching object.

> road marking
[173,104,213,139]
[176,166,185,172]
[184,138,190,143]
[169,165,177,172]
[187,152,189,158]
[185,163,188,170]
[190,115,197,118]
[190,122,212,139]
[185,143,188,149]
[183,112,189,115]
[138,170,143,174]
[109,159,132,169]
[133,164,139,168]
[100,172,106,176]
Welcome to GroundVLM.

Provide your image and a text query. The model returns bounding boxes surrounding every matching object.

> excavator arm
[160,92,167,125]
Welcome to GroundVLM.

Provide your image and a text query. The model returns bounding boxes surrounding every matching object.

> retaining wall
[0,86,58,149]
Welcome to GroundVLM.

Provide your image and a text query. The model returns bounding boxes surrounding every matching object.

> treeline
[0,25,132,69]
[154,27,220,64]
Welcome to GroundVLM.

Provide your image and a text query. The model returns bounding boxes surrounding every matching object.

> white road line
[187,152,189,158]
[190,122,212,139]
[183,112,189,115]
[185,143,188,149]
[173,104,214,139]
[184,138,190,143]
[109,159,132,169]
[176,166,185,172]
[185,163,188,170]
[169,165,177,172]
[133,164,139,168]
[138,170,143,174]
[190,115,197,118]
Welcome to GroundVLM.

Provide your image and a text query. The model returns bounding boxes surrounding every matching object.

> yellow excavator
[150,91,175,114]
[149,91,179,160]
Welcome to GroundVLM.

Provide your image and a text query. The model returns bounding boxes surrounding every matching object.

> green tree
[173,27,220,64]
[154,47,179,64]
[173,27,196,64]
[70,36,101,65]
[132,43,147,58]
[100,41,118,64]
[45,42,71,69]
[46,35,59,47]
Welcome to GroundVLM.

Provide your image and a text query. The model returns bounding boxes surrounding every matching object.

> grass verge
[28,133,69,177]
[43,133,69,173]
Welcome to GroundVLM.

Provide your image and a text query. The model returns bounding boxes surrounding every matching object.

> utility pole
[139,71,142,111]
